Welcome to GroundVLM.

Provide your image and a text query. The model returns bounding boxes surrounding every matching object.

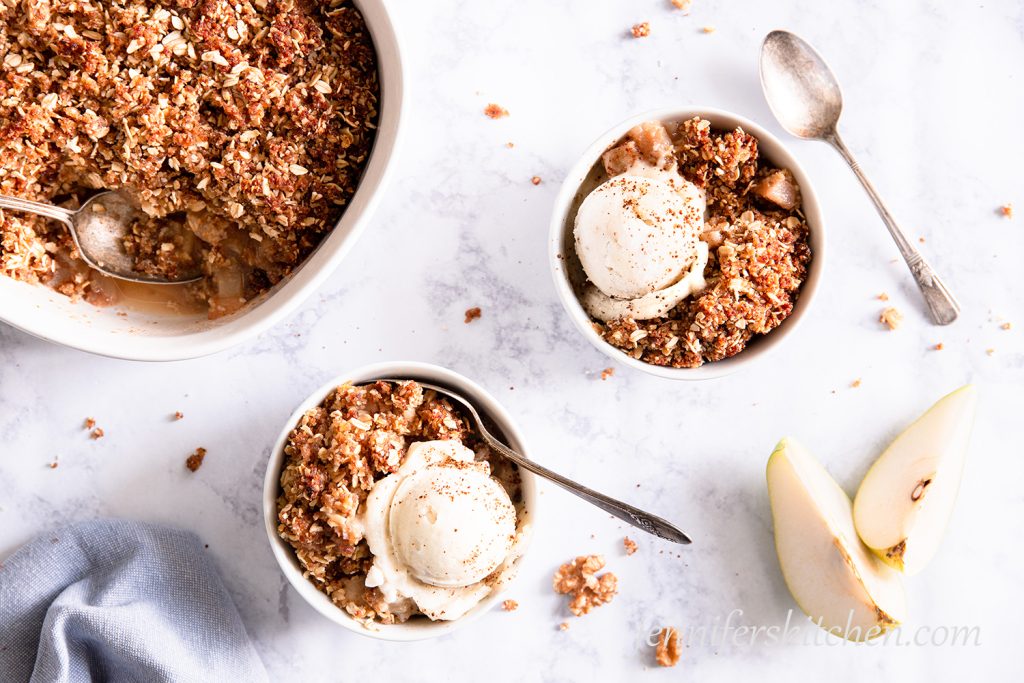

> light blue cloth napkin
[0,519,267,683]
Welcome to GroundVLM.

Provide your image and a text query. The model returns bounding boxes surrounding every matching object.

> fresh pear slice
[767,438,906,641]
[853,385,978,575]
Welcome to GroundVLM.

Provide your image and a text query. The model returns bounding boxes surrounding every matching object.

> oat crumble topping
[484,103,509,119]
[464,306,482,323]
[185,446,206,472]
[587,118,812,368]
[275,380,523,624]
[0,0,379,317]
[655,626,682,667]
[631,22,651,38]
[851,378,862,388]
[880,307,903,330]
[553,555,618,617]
[623,537,637,555]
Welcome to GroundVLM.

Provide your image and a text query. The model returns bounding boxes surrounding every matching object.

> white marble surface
[2,0,1024,679]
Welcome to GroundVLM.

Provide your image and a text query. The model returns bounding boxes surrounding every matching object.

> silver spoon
[383,378,692,545]
[0,190,202,284]
[759,30,959,325]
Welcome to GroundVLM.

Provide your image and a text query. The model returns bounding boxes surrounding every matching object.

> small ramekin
[548,107,826,380]
[262,361,538,641]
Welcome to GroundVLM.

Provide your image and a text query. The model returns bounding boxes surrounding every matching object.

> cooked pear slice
[767,438,906,641]
[853,385,978,575]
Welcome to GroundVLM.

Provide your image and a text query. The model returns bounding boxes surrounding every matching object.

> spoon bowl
[760,30,843,140]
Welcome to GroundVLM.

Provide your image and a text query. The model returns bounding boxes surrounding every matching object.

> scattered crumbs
[173,411,184,420]
[90,428,104,440]
[702,25,716,33]
[986,348,995,356]
[851,378,862,388]
[47,459,58,469]
[918,236,926,243]
[631,22,650,38]
[559,622,570,631]
[530,176,542,185]
[484,103,509,119]
[933,342,944,351]
[83,417,96,430]
[1001,203,1013,219]
[185,447,207,472]
[879,307,903,330]
[878,292,889,301]
[501,599,519,612]
[1001,322,1012,330]
[656,626,682,667]
[464,307,482,324]
[623,537,638,555]
[553,555,618,616]
[600,367,615,381]
[671,0,692,12]
[505,141,514,148]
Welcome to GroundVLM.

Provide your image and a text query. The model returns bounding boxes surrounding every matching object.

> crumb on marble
[623,537,638,555]
[1001,322,1012,330]
[600,367,615,381]
[502,599,519,612]
[90,428,104,440]
[83,417,96,430]
[1001,203,1013,219]
[186,447,207,472]
[933,342,944,351]
[531,176,542,185]
[878,292,889,301]
[506,141,515,148]
[464,307,482,324]
[48,460,58,469]
[851,379,862,388]
[173,411,184,420]
[880,307,903,330]
[986,348,995,356]
[656,627,682,667]
[671,0,692,12]
[702,25,716,33]
[553,555,618,616]
[919,236,926,243]
[631,22,650,38]
[484,103,509,119]
[559,622,570,631]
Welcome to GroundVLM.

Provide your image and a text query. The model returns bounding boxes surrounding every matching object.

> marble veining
[2,0,1023,679]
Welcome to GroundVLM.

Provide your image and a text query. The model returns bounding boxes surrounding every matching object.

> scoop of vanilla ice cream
[574,174,703,300]
[389,461,515,587]
[361,440,521,621]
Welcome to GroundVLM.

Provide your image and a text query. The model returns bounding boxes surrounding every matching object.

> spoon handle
[0,195,76,225]
[826,132,960,325]
[479,433,692,545]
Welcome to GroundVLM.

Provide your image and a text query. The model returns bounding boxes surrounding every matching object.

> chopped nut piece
[83,417,96,430]
[464,307,482,323]
[631,22,651,38]
[702,26,716,33]
[878,292,890,301]
[174,411,184,420]
[851,379,862,388]
[531,176,542,186]
[501,599,519,612]
[553,555,618,616]
[600,367,615,381]
[671,0,692,12]
[1001,204,1013,218]
[90,428,105,440]
[656,627,682,667]
[880,307,903,330]
[559,622,570,631]
[484,103,509,119]
[933,343,944,351]
[623,537,638,555]
[185,447,207,472]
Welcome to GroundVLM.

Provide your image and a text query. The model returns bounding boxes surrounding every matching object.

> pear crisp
[580,117,812,368]
[0,0,378,317]
[552,555,618,616]
[276,380,525,624]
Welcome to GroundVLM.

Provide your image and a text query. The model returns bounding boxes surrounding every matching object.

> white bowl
[262,361,538,642]
[549,107,826,380]
[0,0,404,361]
